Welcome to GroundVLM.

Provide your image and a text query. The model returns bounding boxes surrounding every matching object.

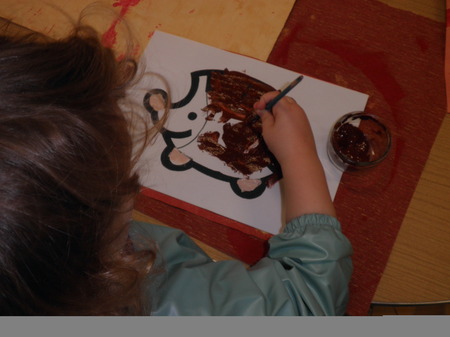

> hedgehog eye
[188,112,197,120]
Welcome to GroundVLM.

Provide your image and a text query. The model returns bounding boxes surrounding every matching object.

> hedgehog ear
[143,89,169,113]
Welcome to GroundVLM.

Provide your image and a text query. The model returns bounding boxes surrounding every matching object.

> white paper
[127,31,368,234]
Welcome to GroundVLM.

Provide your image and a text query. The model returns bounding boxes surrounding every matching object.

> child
[0,19,352,315]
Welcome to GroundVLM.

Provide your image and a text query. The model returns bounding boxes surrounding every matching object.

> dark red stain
[102,0,141,48]
[269,24,303,64]
[269,23,405,111]
[315,40,405,109]
[32,8,42,17]
[447,9,450,27]
[415,36,430,52]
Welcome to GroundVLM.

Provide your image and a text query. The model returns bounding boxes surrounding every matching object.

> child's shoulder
[129,220,179,237]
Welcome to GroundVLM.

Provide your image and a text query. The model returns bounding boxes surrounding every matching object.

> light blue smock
[129,213,353,316]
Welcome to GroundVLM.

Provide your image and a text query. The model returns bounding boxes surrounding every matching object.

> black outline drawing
[143,69,279,199]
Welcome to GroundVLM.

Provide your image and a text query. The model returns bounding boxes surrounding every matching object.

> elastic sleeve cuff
[283,213,342,233]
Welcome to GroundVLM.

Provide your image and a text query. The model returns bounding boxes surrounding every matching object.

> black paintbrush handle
[265,75,304,112]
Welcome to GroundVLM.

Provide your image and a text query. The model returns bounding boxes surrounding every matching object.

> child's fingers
[271,96,299,115]
[253,91,280,110]
[256,108,274,126]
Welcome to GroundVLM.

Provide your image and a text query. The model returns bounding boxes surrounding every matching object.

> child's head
[0,20,154,315]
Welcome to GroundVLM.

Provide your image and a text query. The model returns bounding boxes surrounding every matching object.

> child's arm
[254,92,336,222]
[133,94,352,316]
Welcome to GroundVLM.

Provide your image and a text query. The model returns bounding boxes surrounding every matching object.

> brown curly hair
[0,19,157,315]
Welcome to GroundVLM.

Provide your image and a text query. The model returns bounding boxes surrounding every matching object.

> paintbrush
[265,74,304,112]
[249,74,304,124]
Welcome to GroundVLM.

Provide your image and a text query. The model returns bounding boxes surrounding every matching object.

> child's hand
[253,91,317,167]
[254,91,336,220]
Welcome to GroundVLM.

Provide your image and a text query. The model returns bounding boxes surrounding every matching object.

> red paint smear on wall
[102,0,141,48]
